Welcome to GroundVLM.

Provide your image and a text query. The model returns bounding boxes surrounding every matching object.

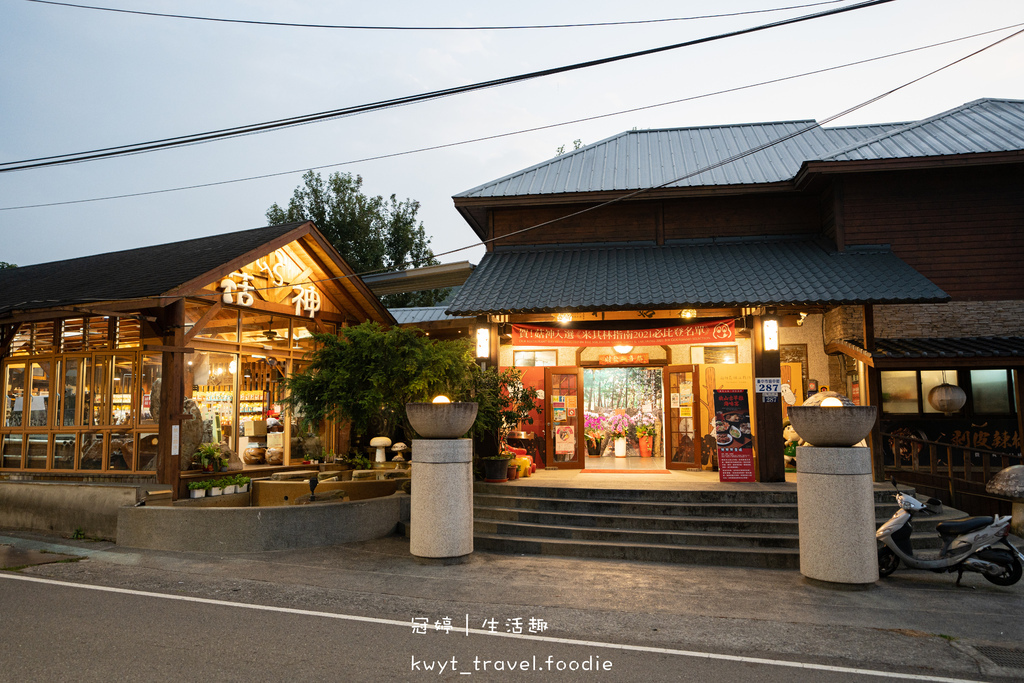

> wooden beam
[183,300,224,345]
[751,315,785,482]
[0,323,23,359]
[156,299,185,500]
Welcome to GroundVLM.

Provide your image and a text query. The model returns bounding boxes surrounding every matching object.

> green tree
[266,171,448,307]
[0,262,16,269]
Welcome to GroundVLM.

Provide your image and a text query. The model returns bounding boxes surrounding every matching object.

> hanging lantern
[928,383,966,415]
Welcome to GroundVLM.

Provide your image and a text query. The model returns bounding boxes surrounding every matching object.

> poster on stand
[713,389,755,482]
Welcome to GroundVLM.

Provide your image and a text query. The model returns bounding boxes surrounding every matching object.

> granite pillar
[410,438,474,559]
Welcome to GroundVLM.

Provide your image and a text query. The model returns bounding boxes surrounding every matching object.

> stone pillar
[410,439,474,559]
[797,446,878,586]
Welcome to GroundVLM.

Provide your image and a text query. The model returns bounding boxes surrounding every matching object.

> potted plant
[195,443,221,472]
[473,368,540,482]
[235,476,251,493]
[221,478,236,495]
[635,413,657,457]
[208,480,223,496]
[607,413,633,458]
[584,413,605,456]
[187,480,207,499]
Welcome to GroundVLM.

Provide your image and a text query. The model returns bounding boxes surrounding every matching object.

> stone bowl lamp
[405,397,479,439]
[787,391,877,447]
[986,465,1024,538]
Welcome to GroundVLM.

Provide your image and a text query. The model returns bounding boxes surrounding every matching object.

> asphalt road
[1,532,1022,682]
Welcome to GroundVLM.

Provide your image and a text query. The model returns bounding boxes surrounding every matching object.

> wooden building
[447,98,1024,485]
[0,222,392,498]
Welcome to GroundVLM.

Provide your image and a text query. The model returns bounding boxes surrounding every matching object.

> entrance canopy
[445,237,948,316]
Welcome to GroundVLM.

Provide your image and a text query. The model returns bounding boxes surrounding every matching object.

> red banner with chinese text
[510,319,735,347]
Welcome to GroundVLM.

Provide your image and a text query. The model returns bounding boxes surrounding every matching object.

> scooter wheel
[983,557,1022,586]
[878,546,899,577]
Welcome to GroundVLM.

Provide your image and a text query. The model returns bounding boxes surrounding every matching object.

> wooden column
[752,315,785,482]
[156,298,186,500]
[862,305,884,481]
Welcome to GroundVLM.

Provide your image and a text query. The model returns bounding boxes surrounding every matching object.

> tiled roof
[849,336,1024,360]
[389,306,473,325]
[455,98,1023,199]
[0,223,306,316]
[445,239,948,315]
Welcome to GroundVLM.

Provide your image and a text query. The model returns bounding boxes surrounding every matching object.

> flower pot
[482,457,511,483]
[638,435,653,457]
[586,437,602,456]
[223,484,236,495]
[209,486,223,496]
[614,437,626,458]
[237,483,249,493]
[189,489,206,499]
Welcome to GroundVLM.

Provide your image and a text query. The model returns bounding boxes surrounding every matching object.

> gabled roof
[445,238,949,316]
[834,336,1024,366]
[389,306,473,325]
[0,222,392,323]
[454,98,1022,202]
[821,98,1024,162]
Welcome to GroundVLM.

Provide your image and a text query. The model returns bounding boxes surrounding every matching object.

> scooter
[876,479,1024,586]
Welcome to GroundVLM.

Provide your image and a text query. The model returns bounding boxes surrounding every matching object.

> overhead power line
[1,0,897,173]
[25,0,850,31]
[2,21,1020,212]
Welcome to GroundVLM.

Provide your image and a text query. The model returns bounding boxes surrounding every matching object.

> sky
[1,0,1023,272]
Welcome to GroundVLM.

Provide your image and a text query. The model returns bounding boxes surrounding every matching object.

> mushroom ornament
[370,436,392,463]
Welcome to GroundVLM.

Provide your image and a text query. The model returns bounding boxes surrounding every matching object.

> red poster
[713,389,755,483]
[510,319,735,347]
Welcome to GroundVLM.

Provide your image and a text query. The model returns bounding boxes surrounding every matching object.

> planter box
[223,485,236,495]
[189,489,206,499]
[209,487,223,496]
[237,484,249,493]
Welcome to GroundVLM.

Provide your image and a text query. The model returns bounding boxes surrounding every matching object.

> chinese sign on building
[510,320,735,347]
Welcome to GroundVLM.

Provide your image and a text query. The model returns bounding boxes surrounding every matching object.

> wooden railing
[881,431,1022,510]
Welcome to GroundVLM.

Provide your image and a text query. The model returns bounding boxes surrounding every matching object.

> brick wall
[824,301,1024,344]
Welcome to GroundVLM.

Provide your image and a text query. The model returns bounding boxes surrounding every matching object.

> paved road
[1,532,1022,681]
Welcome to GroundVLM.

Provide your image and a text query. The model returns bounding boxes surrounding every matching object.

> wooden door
[664,365,702,470]
[544,367,583,469]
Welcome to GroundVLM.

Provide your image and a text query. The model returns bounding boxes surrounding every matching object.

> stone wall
[823,301,1024,344]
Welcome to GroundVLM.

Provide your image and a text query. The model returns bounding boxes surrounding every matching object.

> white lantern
[928,383,966,415]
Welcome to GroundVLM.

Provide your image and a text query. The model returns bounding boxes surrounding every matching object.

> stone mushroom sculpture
[986,465,1024,537]
[391,442,409,463]
[370,436,392,463]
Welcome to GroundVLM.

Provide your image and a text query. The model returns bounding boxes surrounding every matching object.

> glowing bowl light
[820,397,845,407]
[432,395,451,404]
[613,345,634,354]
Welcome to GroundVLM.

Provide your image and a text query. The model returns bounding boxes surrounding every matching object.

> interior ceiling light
[613,345,634,354]
[555,313,573,324]
[680,309,697,319]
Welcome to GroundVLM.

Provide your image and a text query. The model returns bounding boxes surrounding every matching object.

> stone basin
[788,405,877,447]
[405,402,478,439]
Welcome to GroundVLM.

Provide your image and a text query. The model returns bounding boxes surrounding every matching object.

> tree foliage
[266,171,448,307]
[0,261,16,269]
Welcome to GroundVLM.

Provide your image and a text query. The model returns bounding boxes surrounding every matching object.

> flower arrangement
[634,412,658,437]
[606,413,633,439]
[583,413,605,440]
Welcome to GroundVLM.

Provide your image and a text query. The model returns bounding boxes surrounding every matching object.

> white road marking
[0,572,982,682]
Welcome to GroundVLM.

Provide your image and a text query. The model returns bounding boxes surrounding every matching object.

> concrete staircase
[472,482,955,568]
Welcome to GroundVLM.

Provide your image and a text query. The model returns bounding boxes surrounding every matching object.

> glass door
[664,365,702,470]
[544,367,583,469]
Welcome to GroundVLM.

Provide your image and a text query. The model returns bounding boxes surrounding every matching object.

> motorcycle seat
[935,516,994,536]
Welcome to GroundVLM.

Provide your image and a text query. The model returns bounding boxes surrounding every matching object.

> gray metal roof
[389,306,473,325]
[845,336,1024,360]
[455,99,1022,199]
[821,98,1024,161]
[445,239,948,315]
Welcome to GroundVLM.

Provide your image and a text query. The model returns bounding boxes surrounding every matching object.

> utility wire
[25,0,849,31]
[164,23,1024,300]
[1,0,896,172]
[2,22,1019,212]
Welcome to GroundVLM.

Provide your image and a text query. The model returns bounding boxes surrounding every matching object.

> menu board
[713,389,755,482]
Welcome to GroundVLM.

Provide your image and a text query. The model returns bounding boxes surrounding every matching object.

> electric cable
[0,0,897,172]
[24,0,850,31]
[1,21,1019,212]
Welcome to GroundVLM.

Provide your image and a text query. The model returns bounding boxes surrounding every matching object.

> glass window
[4,363,26,427]
[32,321,56,355]
[86,317,110,350]
[921,370,959,415]
[53,434,77,470]
[187,303,239,342]
[89,356,109,426]
[116,318,141,348]
[881,371,919,414]
[241,313,290,349]
[291,320,317,355]
[80,432,103,470]
[188,351,237,461]
[137,433,158,471]
[111,355,134,425]
[8,326,31,356]
[26,433,47,469]
[703,345,738,364]
[29,361,51,427]
[61,318,85,352]
[514,350,558,367]
[140,354,161,424]
[972,369,1011,414]
[2,434,23,468]
[62,358,80,426]
[108,432,133,470]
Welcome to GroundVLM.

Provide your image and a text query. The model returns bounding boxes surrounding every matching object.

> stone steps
[470,482,955,567]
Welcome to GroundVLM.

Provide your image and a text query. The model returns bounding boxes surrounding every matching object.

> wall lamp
[475,327,490,358]
[762,318,779,352]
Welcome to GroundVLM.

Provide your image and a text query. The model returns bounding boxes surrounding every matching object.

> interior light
[228,360,237,374]
[432,395,451,404]
[820,397,844,407]
[762,319,779,351]
[555,313,573,324]
[680,309,697,319]
[613,345,634,354]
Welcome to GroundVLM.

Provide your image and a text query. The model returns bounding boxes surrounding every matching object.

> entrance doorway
[582,367,664,470]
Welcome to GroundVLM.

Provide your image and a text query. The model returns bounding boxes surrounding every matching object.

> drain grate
[975,645,1024,669]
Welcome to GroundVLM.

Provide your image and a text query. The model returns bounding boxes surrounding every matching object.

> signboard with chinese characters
[598,353,649,365]
[216,248,324,319]
[713,389,755,483]
[510,319,735,347]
